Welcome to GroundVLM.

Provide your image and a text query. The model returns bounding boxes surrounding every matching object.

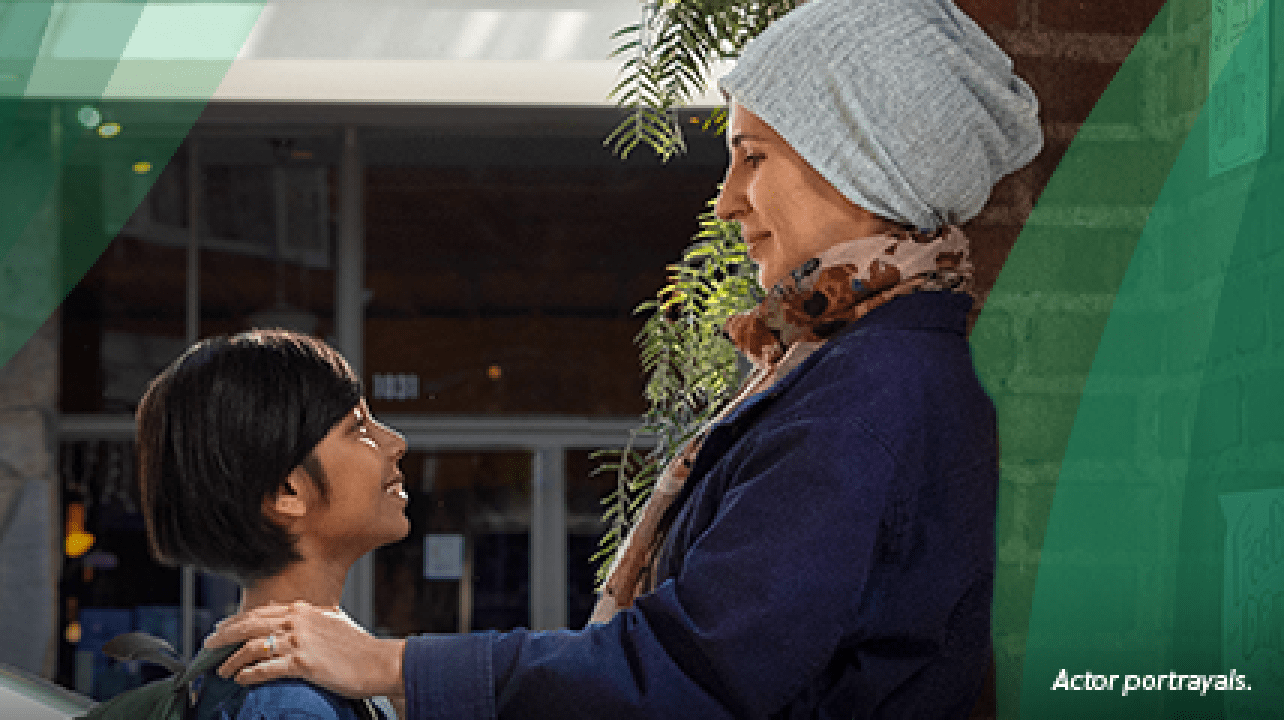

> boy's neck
[238,557,350,613]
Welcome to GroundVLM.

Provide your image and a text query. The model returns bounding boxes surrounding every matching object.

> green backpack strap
[178,642,241,687]
[100,633,186,675]
[76,634,242,720]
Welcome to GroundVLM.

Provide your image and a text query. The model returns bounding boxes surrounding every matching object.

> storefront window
[195,133,340,340]
[374,451,532,636]
[360,122,725,418]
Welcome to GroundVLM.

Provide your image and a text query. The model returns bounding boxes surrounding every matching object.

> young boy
[137,329,409,719]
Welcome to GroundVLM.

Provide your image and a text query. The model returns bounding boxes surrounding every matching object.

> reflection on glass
[198,136,338,341]
[359,126,724,418]
[61,134,341,414]
[56,440,235,698]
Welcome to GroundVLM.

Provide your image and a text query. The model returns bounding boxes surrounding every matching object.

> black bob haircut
[137,329,362,584]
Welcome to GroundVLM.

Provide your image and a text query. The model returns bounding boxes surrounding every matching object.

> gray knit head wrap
[718,0,1042,230]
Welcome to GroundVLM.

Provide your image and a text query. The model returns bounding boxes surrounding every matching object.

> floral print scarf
[590,225,974,623]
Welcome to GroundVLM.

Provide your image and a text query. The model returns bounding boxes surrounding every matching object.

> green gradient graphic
[975,0,1284,717]
[0,1,263,370]
[3,0,1279,716]
[973,0,1185,712]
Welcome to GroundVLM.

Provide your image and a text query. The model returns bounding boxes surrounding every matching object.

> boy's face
[288,398,410,562]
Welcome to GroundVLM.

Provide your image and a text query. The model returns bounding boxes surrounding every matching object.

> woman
[206,0,1042,717]
[136,329,409,720]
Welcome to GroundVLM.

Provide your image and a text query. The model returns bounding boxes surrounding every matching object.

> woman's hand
[203,601,406,701]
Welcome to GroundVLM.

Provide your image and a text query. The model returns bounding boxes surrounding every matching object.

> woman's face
[290,399,410,561]
[714,102,894,288]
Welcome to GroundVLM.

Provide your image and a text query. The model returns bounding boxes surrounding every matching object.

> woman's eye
[745,153,766,167]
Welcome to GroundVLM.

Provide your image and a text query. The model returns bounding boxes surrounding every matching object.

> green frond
[597,525,622,544]
[609,22,643,41]
[589,543,619,565]
[588,447,622,461]
[593,0,785,583]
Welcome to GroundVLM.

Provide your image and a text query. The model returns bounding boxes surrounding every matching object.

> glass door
[373,450,532,636]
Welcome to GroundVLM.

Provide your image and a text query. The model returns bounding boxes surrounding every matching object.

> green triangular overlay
[974,0,1284,717]
[0,0,264,370]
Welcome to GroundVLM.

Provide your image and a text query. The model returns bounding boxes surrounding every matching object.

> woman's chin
[758,267,783,289]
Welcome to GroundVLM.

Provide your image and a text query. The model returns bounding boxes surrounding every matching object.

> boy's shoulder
[198,674,370,720]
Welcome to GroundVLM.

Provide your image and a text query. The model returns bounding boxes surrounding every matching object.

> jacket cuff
[404,633,497,720]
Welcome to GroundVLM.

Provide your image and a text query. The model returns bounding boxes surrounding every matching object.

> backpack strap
[101,632,185,675]
[76,637,244,720]
[174,642,243,712]
[101,632,241,684]
[178,643,241,685]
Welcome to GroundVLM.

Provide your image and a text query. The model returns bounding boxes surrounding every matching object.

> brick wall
[947,0,1221,716]
[952,0,1284,714]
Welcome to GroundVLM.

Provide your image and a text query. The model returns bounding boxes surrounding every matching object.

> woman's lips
[745,231,771,256]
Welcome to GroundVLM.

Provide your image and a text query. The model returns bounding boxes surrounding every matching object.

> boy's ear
[264,467,311,522]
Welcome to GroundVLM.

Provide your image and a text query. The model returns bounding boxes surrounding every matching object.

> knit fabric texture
[718,0,1043,230]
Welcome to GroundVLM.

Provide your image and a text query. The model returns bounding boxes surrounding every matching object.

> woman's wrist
[374,638,408,700]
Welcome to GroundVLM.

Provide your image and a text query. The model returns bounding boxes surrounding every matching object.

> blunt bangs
[137,329,361,583]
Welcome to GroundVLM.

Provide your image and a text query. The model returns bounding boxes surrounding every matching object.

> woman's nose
[713,178,745,221]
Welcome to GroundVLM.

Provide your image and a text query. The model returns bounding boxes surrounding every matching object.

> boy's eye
[745,153,765,167]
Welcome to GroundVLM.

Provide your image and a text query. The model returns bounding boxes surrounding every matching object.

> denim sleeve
[402,413,898,720]
[403,632,500,720]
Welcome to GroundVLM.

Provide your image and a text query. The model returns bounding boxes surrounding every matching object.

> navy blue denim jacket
[404,291,998,719]
[194,674,387,719]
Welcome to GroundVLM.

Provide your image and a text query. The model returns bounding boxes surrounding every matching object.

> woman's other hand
[204,601,406,701]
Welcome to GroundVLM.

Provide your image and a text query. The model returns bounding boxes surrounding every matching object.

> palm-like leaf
[605,0,803,162]
[594,199,760,584]
[593,0,798,590]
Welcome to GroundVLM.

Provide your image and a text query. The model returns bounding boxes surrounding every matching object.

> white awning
[17,0,730,106]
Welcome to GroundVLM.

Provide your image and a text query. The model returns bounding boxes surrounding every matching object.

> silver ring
[264,634,278,656]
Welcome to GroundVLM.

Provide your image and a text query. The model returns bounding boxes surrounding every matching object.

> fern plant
[604,0,802,161]
[594,0,803,584]
[592,201,761,584]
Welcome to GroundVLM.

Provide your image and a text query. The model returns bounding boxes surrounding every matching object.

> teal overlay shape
[973,0,1284,716]
[0,1,265,371]
[971,0,1188,713]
